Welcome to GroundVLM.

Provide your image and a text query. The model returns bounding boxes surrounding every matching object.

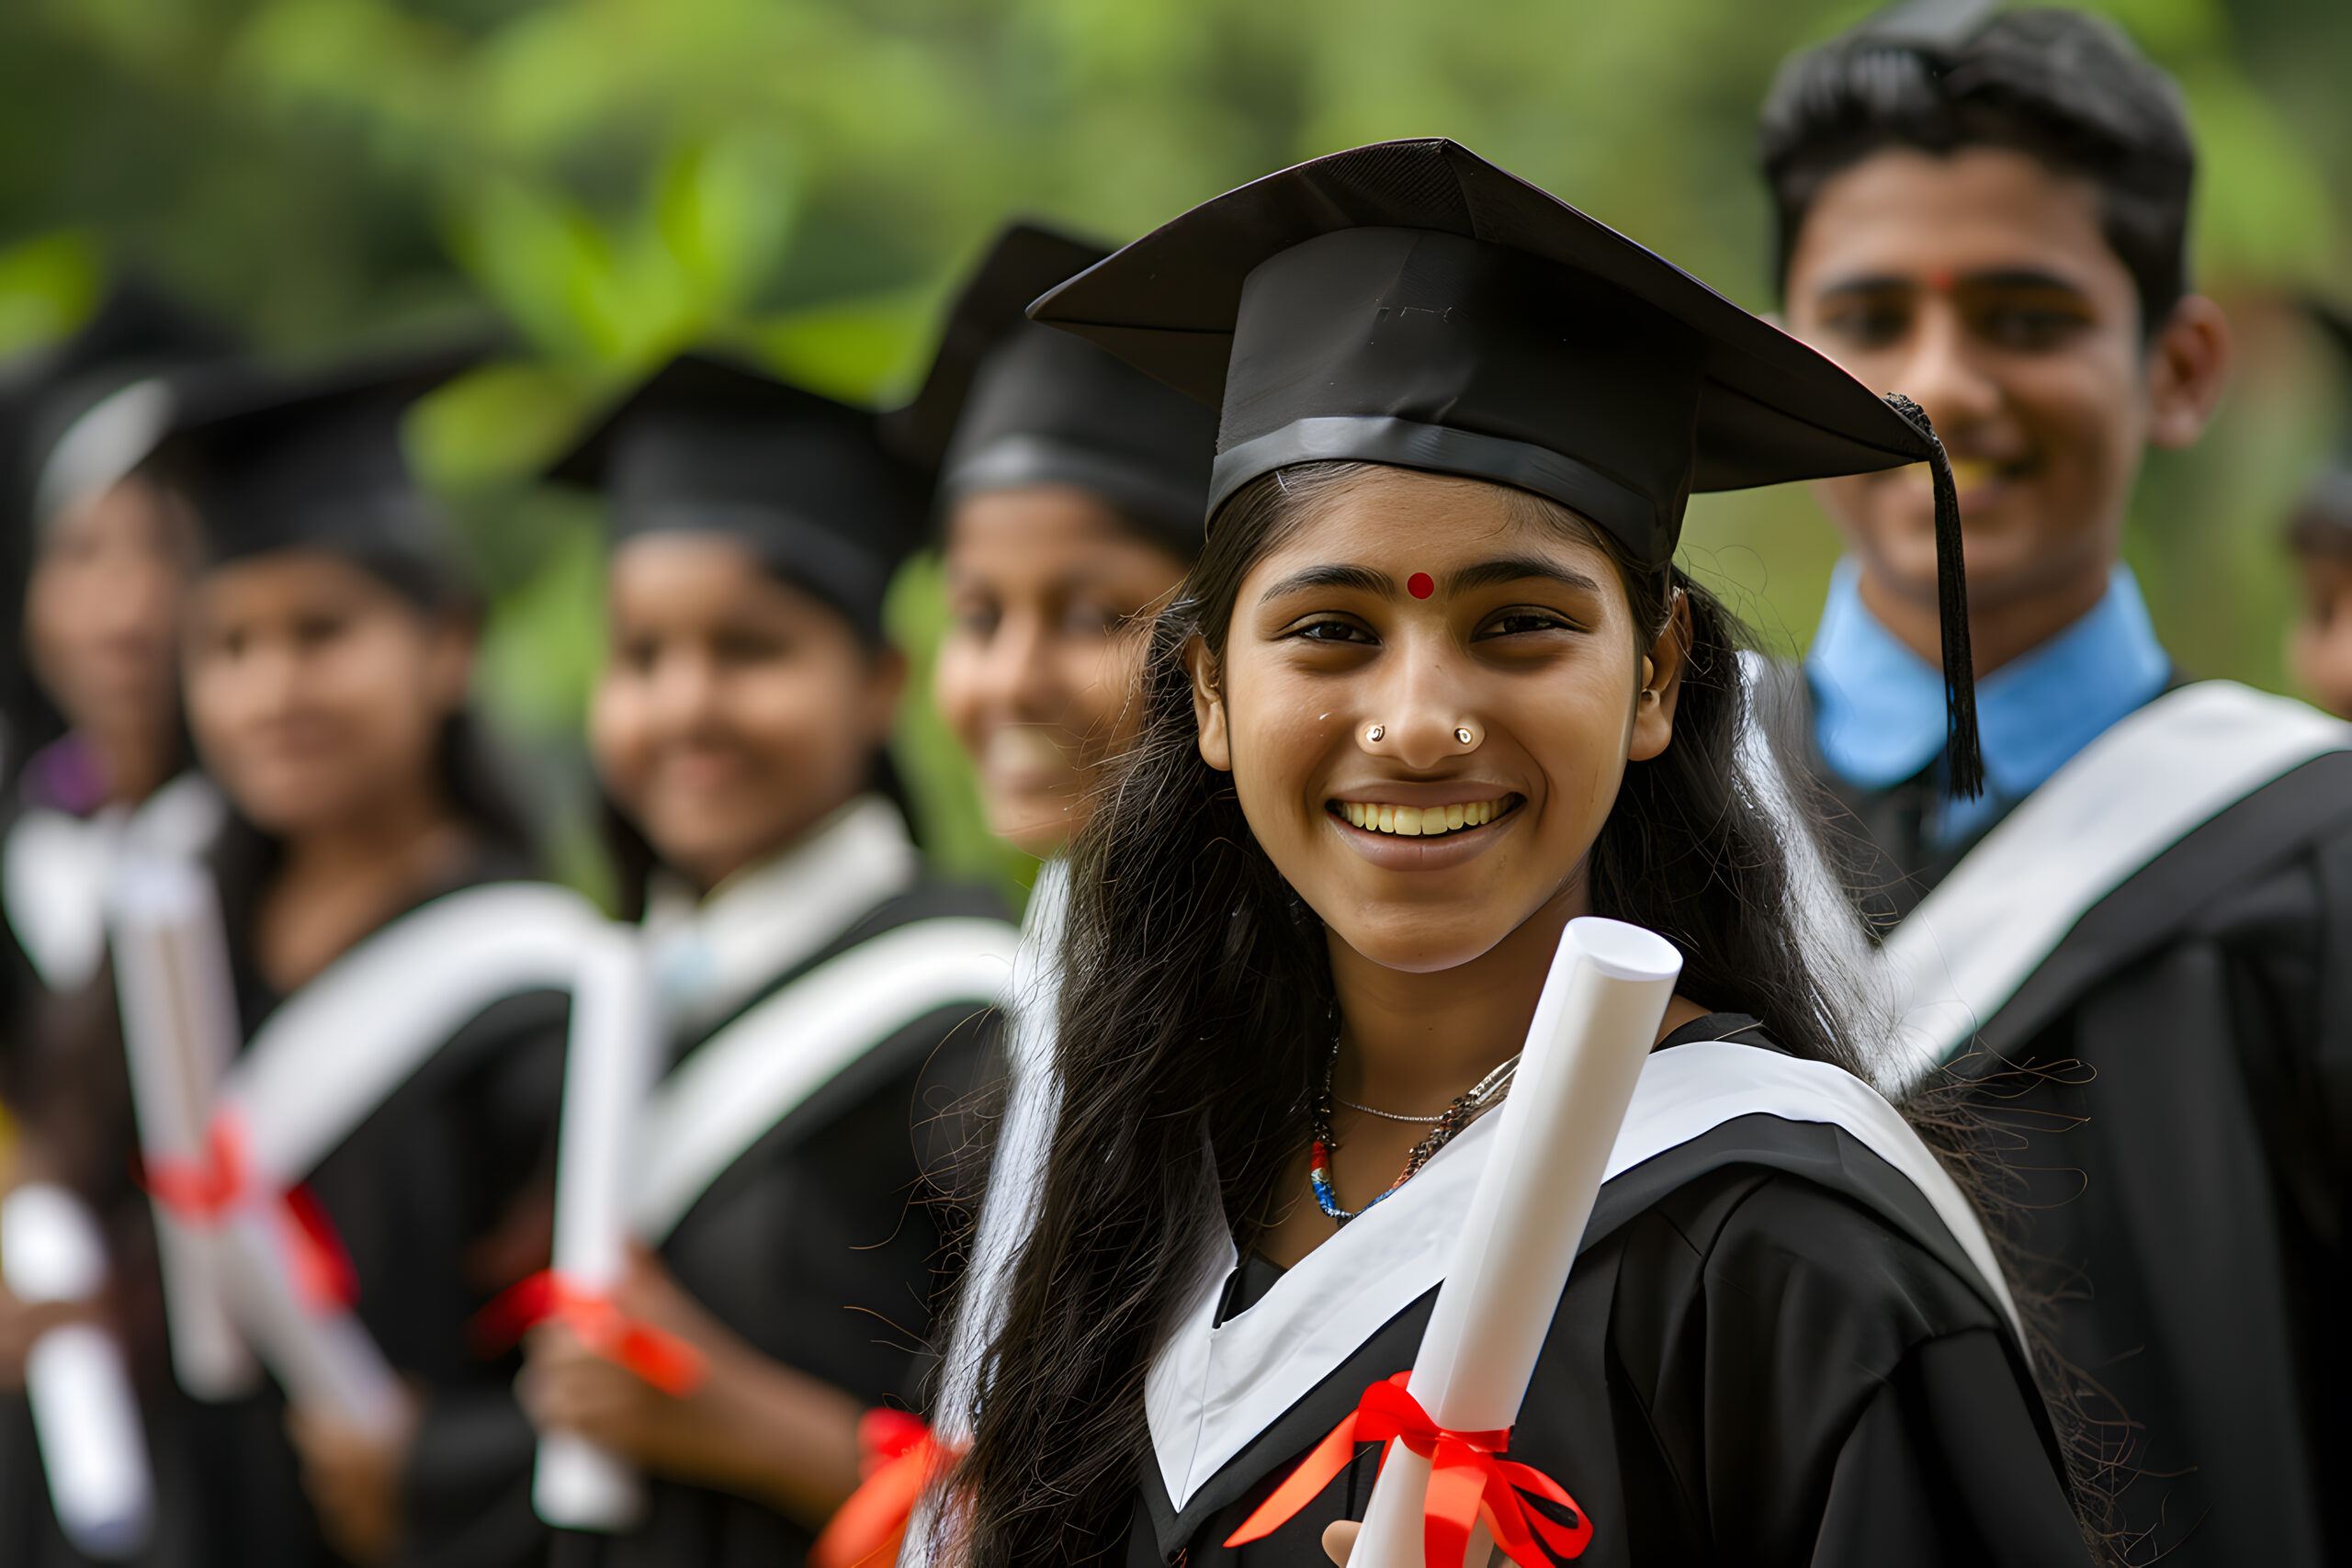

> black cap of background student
[2289,299,2352,553]
[888,222,1217,559]
[1031,137,1984,794]
[151,344,483,605]
[9,281,242,535]
[548,352,925,644]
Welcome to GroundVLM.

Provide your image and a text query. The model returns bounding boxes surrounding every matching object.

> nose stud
[1453,725,1476,747]
[1365,724,1386,743]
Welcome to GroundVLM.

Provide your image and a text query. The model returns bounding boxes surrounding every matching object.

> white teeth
[1339,797,1508,838]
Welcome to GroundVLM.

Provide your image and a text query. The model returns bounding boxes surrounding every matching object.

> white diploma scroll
[1351,917,1682,1568]
[532,923,659,1530]
[1,1184,155,1559]
[108,855,406,1436]
[105,855,254,1400]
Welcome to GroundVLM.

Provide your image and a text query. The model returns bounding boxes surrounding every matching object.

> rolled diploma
[1350,917,1682,1568]
[109,857,404,1434]
[533,922,659,1529]
[2,1184,155,1558]
[106,856,254,1398]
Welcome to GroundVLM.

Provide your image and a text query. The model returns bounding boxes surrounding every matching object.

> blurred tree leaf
[0,229,101,361]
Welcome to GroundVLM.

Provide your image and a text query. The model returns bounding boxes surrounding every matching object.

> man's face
[1784,146,2199,618]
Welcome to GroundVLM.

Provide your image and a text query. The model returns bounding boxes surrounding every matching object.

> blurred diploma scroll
[533,924,659,1530]
[107,855,406,1436]
[107,855,254,1399]
[1,1184,155,1559]
[1350,917,1681,1568]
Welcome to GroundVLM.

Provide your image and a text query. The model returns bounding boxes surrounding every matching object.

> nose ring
[1364,724,1386,743]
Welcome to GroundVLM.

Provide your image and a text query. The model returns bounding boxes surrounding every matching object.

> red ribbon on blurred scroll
[141,1111,359,1312]
[1223,1372,1592,1565]
[809,1407,960,1568]
[469,1271,707,1397]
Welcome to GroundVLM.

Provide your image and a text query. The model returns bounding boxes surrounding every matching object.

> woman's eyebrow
[1257,563,1394,604]
[1448,557,1601,595]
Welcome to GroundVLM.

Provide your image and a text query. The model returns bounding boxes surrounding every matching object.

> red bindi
[1408,571,1435,599]
[1925,267,1955,295]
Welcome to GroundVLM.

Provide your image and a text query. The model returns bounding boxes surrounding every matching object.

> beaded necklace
[1308,1036,1520,1224]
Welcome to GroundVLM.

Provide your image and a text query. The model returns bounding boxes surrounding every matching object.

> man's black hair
[1758,4,2196,335]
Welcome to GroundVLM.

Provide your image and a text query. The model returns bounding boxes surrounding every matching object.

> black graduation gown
[1130,1019,2089,1568]
[177,839,570,1568]
[542,878,1005,1568]
[1787,677,2352,1566]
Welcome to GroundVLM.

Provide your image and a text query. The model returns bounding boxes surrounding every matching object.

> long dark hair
[937,463,1875,1563]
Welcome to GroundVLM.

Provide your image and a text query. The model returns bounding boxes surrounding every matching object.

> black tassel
[1882,393,1983,799]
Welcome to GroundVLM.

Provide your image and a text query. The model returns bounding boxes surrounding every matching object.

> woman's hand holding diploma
[1266,917,1682,1568]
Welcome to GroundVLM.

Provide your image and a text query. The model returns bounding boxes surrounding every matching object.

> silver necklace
[1336,1055,1522,1122]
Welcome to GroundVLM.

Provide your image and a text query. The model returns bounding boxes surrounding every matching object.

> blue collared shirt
[1805,558,2171,846]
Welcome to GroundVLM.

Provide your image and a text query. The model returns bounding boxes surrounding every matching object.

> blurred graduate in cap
[2286,300,2352,718]
[1760,10,2351,1561]
[517,352,1012,1566]
[0,281,237,1567]
[917,140,2089,1567]
[887,224,1219,1494]
[147,349,576,1565]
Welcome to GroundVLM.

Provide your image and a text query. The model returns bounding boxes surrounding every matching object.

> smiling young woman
[921,141,2091,1568]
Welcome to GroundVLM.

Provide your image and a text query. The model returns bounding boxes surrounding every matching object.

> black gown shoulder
[1131,1020,2087,1568]
[190,838,574,1568]
[1775,662,2352,1565]
[550,877,1009,1568]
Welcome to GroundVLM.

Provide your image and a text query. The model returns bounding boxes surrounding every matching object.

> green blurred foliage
[1,0,2346,907]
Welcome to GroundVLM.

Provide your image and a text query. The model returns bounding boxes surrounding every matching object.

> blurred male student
[1759,7,2351,1564]
[2286,300,2352,719]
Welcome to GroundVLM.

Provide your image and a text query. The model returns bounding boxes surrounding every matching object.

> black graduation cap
[8,280,239,531]
[548,352,925,642]
[2292,299,2352,539]
[153,344,481,599]
[888,222,1218,557]
[1032,138,1982,795]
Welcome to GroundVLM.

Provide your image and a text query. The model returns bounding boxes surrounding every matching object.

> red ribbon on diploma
[469,1271,708,1397]
[141,1112,360,1312]
[809,1408,961,1568]
[1224,1373,1592,1566]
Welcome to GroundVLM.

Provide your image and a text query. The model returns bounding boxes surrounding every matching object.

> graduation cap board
[548,353,925,643]
[2297,299,2352,533]
[889,222,1219,556]
[1031,137,1982,794]
[15,282,241,533]
[153,345,483,602]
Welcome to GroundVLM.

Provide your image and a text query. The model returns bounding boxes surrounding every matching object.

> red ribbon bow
[140,1113,360,1312]
[470,1270,709,1397]
[1224,1373,1592,1566]
[809,1409,962,1568]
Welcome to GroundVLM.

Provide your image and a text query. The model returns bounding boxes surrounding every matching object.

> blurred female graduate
[516,354,1013,1566]
[922,141,2093,1567]
[146,355,583,1565]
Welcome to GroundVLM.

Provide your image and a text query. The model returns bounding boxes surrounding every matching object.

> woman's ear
[1628,591,1690,762]
[1186,634,1232,773]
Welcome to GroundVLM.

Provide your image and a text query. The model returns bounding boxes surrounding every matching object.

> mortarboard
[1032,138,1982,794]
[9,281,239,532]
[548,352,925,643]
[889,222,1218,558]
[153,344,481,601]
[2293,299,2352,539]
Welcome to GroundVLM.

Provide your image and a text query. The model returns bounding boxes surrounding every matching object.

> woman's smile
[1329,793,1519,837]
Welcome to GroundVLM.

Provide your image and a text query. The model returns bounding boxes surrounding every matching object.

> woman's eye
[713,629,787,664]
[1976,305,2087,350]
[1482,609,1571,638]
[1291,617,1374,645]
[293,613,350,649]
[1063,600,1126,637]
[952,603,1001,640]
[1821,301,1908,349]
